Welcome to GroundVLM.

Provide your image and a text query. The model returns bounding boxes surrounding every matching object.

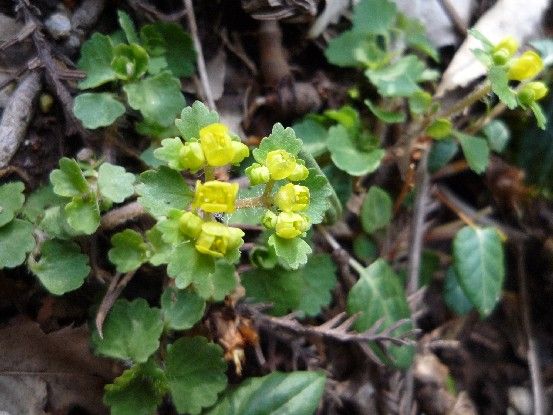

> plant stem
[317,225,365,274]
[235,196,265,209]
[439,82,492,119]
[262,180,275,205]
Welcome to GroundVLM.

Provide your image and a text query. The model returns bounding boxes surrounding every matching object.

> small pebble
[45,13,71,39]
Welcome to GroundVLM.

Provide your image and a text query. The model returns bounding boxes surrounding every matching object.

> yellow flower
[274,183,310,212]
[508,51,544,81]
[192,180,239,213]
[275,212,309,239]
[178,211,203,238]
[195,222,244,257]
[494,36,519,57]
[261,210,277,229]
[199,123,249,166]
[230,141,250,165]
[179,141,205,172]
[245,163,270,185]
[265,150,297,180]
[287,161,309,182]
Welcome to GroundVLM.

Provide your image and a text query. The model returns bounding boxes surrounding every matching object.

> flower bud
[245,163,270,185]
[178,211,203,239]
[287,161,309,181]
[261,210,277,229]
[199,123,234,166]
[230,141,250,164]
[195,222,244,257]
[493,36,519,57]
[508,51,544,81]
[179,141,205,171]
[192,180,239,213]
[492,49,510,65]
[275,212,309,239]
[265,150,297,180]
[525,81,549,101]
[274,183,310,212]
[111,43,149,81]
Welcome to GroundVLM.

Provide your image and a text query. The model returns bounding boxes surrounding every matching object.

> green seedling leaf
[65,196,100,235]
[193,261,237,301]
[156,209,187,245]
[365,99,406,123]
[124,72,185,127]
[117,10,139,44]
[30,239,89,295]
[488,66,517,109]
[353,234,377,263]
[22,185,64,223]
[428,138,458,172]
[108,229,148,273]
[347,259,414,368]
[92,298,164,363]
[302,168,333,225]
[469,29,494,51]
[74,93,126,129]
[165,336,227,415]
[153,137,185,169]
[253,123,303,163]
[37,206,79,239]
[443,266,473,315]
[327,125,385,176]
[324,105,361,135]
[145,227,172,266]
[0,181,25,227]
[98,162,136,203]
[408,91,432,115]
[161,287,205,330]
[361,186,392,234]
[242,254,336,316]
[205,371,326,415]
[104,359,167,415]
[353,0,397,35]
[112,43,149,81]
[453,226,505,317]
[140,22,196,77]
[175,100,219,141]
[77,33,117,89]
[167,242,215,289]
[292,118,328,157]
[325,30,369,67]
[456,132,490,174]
[426,118,452,139]
[397,14,439,61]
[366,55,425,97]
[0,219,35,268]
[530,101,547,130]
[483,120,511,153]
[267,234,312,270]
[137,166,193,217]
[50,158,89,197]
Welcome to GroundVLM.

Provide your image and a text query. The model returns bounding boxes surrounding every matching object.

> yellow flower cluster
[192,180,239,213]
[245,149,308,185]
[261,183,311,239]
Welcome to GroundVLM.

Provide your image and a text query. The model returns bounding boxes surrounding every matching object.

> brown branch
[95,271,137,338]
[100,201,146,230]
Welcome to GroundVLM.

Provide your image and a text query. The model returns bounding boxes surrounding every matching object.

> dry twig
[95,271,137,338]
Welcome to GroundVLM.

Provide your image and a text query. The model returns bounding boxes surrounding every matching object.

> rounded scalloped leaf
[252,123,303,163]
[77,33,117,89]
[108,229,148,273]
[161,287,205,330]
[73,93,126,129]
[98,162,136,203]
[0,181,25,227]
[165,336,227,415]
[360,186,392,234]
[268,234,312,270]
[49,158,89,198]
[0,219,35,268]
[174,101,219,141]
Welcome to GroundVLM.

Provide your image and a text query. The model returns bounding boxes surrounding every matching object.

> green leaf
[365,99,406,123]
[145,226,173,266]
[327,125,385,176]
[267,234,312,270]
[140,22,196,77]
[324,106,361,135]
[50,158,89,197]
[165,336,227,415]
[108,229,148,273]
[0,181,25,227]
[301,169,333,225]
[112,43,149,81]
[428,138,458,172]
[30,239,89,295]
[253,123,303,163]
[161,287,205,330]
[456,132,490,174]
[22,185,64,223]
[426,118,452,139]
[323,164,352,207]
[175,101,219,141]
[98,162,136,203]
[530,101,547,130]
[488,66,517,109]
[292,118,328,157]
[366,55,425,97]
[137,166,193,217]
[347,259,414,368]
[193,261,237,301]
[453,226,505,317]
[92,298,164,363]
[65,196,100,235]
[37,206,79,239]
[123,72,185,127]
[353,234,377,263]
[136,119,179,139]
[443,267,473,315]
[242,254,336,316]
[468,29,494,51]
[104,359,167,415]
[153,137,185,169]
[353,0,397,35]
[74,93,126,129]
[408,91,432,115]
[167,242,215,289]
[117,10,139,44]
[77,33,116,89]
[325,30,368,67]
[205,371,326,415]
[156,209,188,245]
[397,14,439,61]
[361,186,392,234]
[483,120,511,153]
[0,219,35,268]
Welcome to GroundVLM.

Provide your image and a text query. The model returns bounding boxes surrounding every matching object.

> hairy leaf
[98,163,136,203]
[267,234,312,270]
[161,287,205,330]
[174,101,219,141]
[167,242,215,289]
[253,123,303,163]
[108,229,148,273]
[65,197,100,235]
[50,158,89,198]
[74,93,126,129]
[77,33,116,89]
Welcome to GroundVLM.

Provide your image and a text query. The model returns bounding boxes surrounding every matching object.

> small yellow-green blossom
[275,212,309,239]
[261,210,277,229]
[179,141,205,171]
[199,123,249,166]
[245,163,271,185]
[508,51,544,81]
[265,150,297,180]
[178,211,203,239]
[192,180,239,213]
[494,36,519,57]
[520,81,549,103]
[288,161,309,181]
[195,221,244,257]
[274,183,310,213]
